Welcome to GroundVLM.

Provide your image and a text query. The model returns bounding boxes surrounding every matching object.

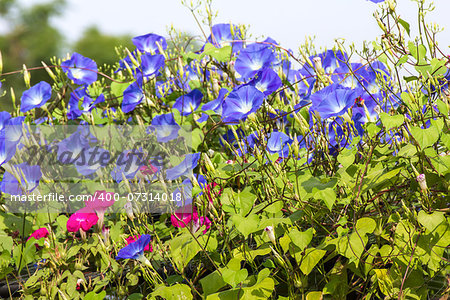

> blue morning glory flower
[111,149,145,183]
[266,131,292,158]
[61,53,98,85]
[173,89,203,116]
[67,87,105,119]
[148,113,180,143]
[74,146,110,176]
[221,85,265,123]
[4,116,25,145]
[132,33,167,54]
[56,129,91,164]
[139,54,165,77]
[235,43,277,79]
[301,50,348,86]
[310,84,360,119]
[0,112,11,131]
[248,68,282,96]
[0,131,16,166]
[116,234,152,266]
[367,0,385,3]
[122,82,144,113]
[205,23,244,53]
[166,153,200,181]
[20,81,52,113]
[0,163,42,195]
[202,88,228,114]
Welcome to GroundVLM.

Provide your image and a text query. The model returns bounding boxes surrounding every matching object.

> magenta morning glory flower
[310,84,360,119]
[61,52,98,85]
[85,190,115,229]
[171,204,211,234]
[116,234,152,266]
[66,206,99,233]
[173,89,203,116]
[121,81,144,113]
[132,33,167,54]
[20,81,52,113]
[235,43,277,79]
[221,85,265,123]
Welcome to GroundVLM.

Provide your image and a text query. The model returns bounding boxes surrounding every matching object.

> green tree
[0,0,66,111]
[73,26,134,70]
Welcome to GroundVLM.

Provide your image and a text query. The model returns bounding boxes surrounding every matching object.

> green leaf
[201,43,232,62]
[313,188,336,210]
[222,268,248,288]
[152,284,193,300]
[306,291,323,300]
[84,290,106,300]
[410,126,439,149]
[408,42,427,63]
[200,271,227,296]
[0,231,13,253]
[238,187,257,216]
[356,217,376,235]
[337,147,356,168]
[417,211,445,232]
[437,99,449,116]
[396,55,409,66]
[379,112,405,130]
[110,81,129,98]
[398,18,410,36]
[232,214,260,238]
[299,248,326,275]
[288,228,313,251]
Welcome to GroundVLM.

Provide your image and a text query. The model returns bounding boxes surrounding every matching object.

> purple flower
[139,54,165,77]
[0,163,42,195]
[202,88,228,115]
[132,33,167,54]
[121,82,144,113]
[166,153,200,181]
[67,87,105,119]
[20,82,52,112]
[116,234,152,265]
[110,149,145,183]
[367,0,385,3]
[61,53,98,85]
[205,23,243,53]
[173,89,203,116]
[266,131,292,158]
[310,84,360,119]
[248,68,282,96]
[235,43,277,79]
[222,85,265,123]
[148,113,180,143]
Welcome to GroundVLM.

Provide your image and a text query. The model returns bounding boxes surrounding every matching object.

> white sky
[12,0,450,54]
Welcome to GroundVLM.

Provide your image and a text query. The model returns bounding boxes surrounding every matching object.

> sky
[14,0,450,55]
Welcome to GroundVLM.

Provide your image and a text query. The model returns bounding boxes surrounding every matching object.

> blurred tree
[73,26,134,70]
[0,0,66,111]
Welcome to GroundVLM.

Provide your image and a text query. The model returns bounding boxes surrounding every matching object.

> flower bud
[23,64,31,89]
[416,174,427,193]
[124,202,134,220]
[264,226,276,245]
